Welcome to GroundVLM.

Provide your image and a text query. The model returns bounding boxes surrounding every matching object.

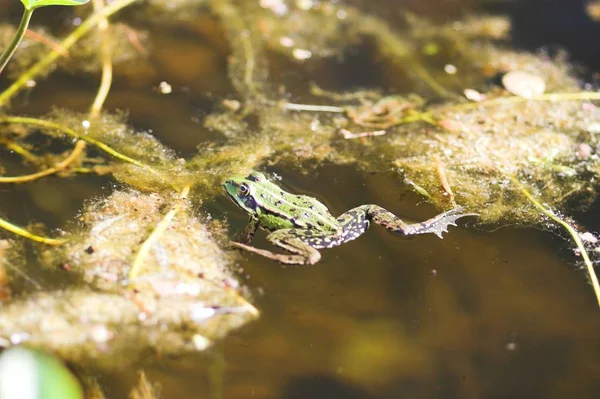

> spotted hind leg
[333,208,371,245]
[231,229,321,265]
[363,205,475,238]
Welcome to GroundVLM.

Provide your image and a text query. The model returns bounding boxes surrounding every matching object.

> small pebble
[505,342,518,351]
[279,36,294,48]
[193,334,211,350]
[580,232,598,244]
[222,99,241,111]
[158,81,172,94]
[444,64,458,75]
[292,48,312,61]
[90,325,113,343]
[502,71,545,98]
[577,143,593,160]
[464,88,484,102]
[336,9,347,19]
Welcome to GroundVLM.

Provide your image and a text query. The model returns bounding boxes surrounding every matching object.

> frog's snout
[223,179,237,189]
[223,180,240,200]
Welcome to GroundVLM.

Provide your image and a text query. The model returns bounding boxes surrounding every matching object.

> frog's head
[223,172,267,216]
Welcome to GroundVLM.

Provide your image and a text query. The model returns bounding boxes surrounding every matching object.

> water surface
[0,1,599,398]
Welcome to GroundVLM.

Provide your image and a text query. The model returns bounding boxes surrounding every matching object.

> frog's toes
[426,208,478,238]
[433,226,454,239]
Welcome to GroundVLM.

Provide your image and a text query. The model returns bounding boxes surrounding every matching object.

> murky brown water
[1,0,600,398]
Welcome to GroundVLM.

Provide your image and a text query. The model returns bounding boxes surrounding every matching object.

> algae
[0,240,13,302]
[0,1,599,292]
[2,189,257,364]
[129,371,161,399]
[0,2,600,395]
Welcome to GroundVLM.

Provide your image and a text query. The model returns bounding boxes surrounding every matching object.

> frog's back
[289,194,339,230]
[248,176,340,232]
[256,190,339,232]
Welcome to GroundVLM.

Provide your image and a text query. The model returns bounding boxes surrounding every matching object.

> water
[1,0,599,398]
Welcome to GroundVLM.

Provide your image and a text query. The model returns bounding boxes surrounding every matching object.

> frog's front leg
[237,217,259,244]
[365,205,475,238]
[231,229,321,265]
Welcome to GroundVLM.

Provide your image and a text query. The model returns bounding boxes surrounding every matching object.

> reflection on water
[1,0,599,398]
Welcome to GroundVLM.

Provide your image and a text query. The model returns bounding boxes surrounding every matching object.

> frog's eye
[238,183,250,196]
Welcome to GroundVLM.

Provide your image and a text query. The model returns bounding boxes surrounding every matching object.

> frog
[223,172,475,265]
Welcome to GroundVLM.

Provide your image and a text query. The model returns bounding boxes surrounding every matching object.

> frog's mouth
[223,180,239,203]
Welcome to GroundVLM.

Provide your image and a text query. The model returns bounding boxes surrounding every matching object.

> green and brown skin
[224,172,475,265]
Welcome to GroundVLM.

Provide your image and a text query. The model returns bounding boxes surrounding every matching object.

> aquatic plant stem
[0,0,137,107]
[282,103,345,113]
[89,43,112,117]
[510,176,600,309]
[213,0,269,104]
[128,186,191,282]
[433,154,456,206]
[0,116,178,191]
[446,91,600,112]
[0,8,33,75]
[0,216,66,245]
[0,115,144,166]
[0,141,85,183]
[89,0,113,117]
[0,139,39,163]
[24,30,69,56]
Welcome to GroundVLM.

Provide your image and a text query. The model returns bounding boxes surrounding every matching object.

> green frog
[224,172,475,265]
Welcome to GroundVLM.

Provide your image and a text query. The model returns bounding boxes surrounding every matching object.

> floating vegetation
[0,240,13,302]
[192,5,600,305]
[1,0,600,395]
[3,190,257,364]
[501,70,546,98]
[129,371,161,399]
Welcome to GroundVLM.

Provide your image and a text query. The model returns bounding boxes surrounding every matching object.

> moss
[50,110,193,191]
[0,24,59,80]
[10,189,259,363]
[0,288,255,366]
[189,9,600,227]
[129,371,161,399]
[0,240,14,302]
[0,22,149,79]
[60,23,151,74]
[252,1,361,61]
[2,1,600,360]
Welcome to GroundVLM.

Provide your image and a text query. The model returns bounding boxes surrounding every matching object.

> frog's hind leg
[333,208,371,245]
[231,229,321,265]
[364,205,475,238]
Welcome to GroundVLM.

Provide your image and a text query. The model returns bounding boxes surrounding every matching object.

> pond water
[1,0,599,398]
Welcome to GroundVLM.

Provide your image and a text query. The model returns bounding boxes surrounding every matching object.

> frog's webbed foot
[230,238,321,266]
[405,207,477,238]
[369,205,477,238]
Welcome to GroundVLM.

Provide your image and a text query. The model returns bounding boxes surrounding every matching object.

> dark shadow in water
[490,0,600,70]
[282,374,380,399]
